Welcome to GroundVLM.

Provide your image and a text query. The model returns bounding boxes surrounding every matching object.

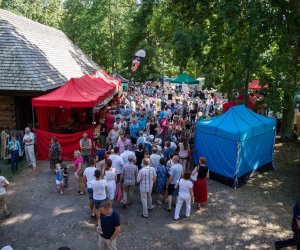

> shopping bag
[115,185,123,202]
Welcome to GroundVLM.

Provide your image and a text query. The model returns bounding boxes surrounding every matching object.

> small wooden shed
[0,9,101,131]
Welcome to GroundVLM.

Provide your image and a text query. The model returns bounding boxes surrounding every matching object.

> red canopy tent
[248,80,268,90]
[32,74,115,108]
[32,74,116,160]
[91,70,122,97]
[222,101,238,112]
[236,94,257,109]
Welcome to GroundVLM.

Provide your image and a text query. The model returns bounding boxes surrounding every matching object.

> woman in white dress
[104,159,117,206]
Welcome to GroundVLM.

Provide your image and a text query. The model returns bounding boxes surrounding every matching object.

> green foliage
[1,0,300,138]
[0,0,64,28]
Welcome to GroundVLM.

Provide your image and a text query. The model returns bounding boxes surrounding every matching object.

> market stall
[32,73,119,160]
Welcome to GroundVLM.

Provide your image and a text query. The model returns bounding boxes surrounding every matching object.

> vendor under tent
[32,73,117,160]
[170,73,199,85]
[194,105,276,188]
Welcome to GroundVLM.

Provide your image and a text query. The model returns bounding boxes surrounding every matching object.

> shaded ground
[0,142,299,250]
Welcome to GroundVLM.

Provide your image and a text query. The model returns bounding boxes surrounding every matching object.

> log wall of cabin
[0,95,16,131]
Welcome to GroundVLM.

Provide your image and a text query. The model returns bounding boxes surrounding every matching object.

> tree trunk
[281,91,295,141]
[280,0,299,141]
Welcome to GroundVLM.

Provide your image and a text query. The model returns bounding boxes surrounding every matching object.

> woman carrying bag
[191,157,209,210]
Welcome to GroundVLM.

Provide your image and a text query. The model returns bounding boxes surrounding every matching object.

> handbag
[190,166,199,181]
[115,185,123,202]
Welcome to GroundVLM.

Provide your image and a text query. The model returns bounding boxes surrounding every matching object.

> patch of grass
[0,157,27,181]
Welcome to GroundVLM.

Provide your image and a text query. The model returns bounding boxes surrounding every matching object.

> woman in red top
[192,157,209,210]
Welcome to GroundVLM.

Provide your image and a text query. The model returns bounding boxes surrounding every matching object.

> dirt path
[0,143,299,250]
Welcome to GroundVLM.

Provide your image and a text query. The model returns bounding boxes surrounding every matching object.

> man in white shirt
[120,145,136,164]
[22,127,36,170]
[137,158,156,218]
[150,146,162,171]
[0,170,11,223]
[83,158,97,219]
[108,147,124,183]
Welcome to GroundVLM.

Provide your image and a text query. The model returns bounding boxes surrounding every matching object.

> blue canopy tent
[194,105,276,188]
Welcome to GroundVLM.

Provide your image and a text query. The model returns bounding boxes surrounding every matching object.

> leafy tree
[2,0,299,140]
[0,0,64,28]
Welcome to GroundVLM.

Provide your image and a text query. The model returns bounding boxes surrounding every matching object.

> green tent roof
[170,73,199,84]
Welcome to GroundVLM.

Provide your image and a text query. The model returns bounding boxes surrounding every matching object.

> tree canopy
[1,0,299,140]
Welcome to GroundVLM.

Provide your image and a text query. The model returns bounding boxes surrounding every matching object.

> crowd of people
[58,85,216,249]
[3,84,296,250]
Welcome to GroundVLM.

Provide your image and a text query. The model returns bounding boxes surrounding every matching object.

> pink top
[161,119,169,134]
[117,138,132,153]
[74,156,84,172]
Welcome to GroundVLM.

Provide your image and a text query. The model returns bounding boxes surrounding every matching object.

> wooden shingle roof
[0,9,100,92]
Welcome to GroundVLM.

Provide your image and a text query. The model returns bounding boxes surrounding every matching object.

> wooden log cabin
[0,9,101,131]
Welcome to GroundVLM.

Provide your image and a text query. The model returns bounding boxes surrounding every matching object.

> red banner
[35,128,94,161]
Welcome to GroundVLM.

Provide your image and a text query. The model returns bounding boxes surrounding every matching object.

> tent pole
[32,105,35,130]
[92,108,96,153]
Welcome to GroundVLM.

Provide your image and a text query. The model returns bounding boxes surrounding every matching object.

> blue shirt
[159,111,165,120]
[138,119,147,131]
[164,148,174,161]
[95,149,106,162]
[169,163,183,185]
[55,169,63,181]
[129,124,139,138]
[8,140,21,153]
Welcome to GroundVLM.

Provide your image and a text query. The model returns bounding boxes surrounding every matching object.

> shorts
[94,198,107,209]
[56,179,63,185]
[131,137,137,144]
[167,184,176,196]
[87,188,93,200]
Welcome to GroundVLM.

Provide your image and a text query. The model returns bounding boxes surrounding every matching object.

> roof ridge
[0,8,64,35]
[0,9,100,92]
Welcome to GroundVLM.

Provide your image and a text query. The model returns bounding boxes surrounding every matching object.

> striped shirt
[137,166,157,193]
[121,162,138,185]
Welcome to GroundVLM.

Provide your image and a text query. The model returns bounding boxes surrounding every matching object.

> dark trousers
[82,155,90,165]
[275,224,300,250]
[11,150,19,172]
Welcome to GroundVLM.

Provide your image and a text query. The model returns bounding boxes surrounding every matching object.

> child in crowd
[62,163,69,188]
[55,163,64,195]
